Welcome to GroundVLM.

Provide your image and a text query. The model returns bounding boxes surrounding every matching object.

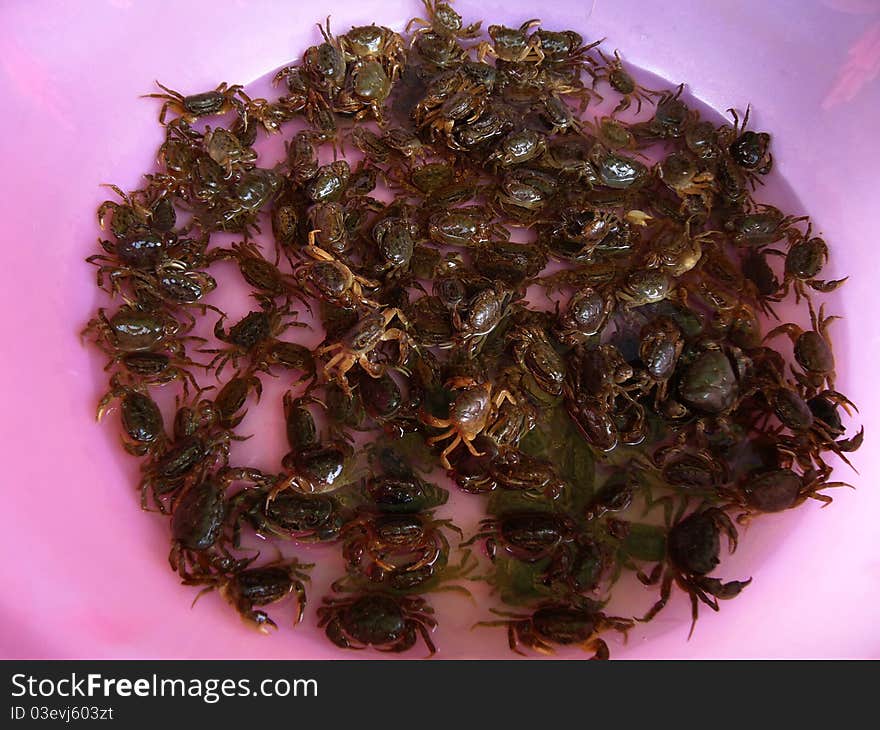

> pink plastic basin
[1,0,878,659]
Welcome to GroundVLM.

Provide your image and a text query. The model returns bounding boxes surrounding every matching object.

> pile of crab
[83,0,861,657]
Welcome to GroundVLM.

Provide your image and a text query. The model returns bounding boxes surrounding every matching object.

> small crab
[765,300,838,392]
[509,323,567,397]
[420,376,515,469]
[208,241,299,302]
[652,443,730,493]
[105,349,204,396]
[203,300,306,377]
[271,392,357,495]
[587,116,640,152]
[318,593,437,654]
[293,236,380,309]
[83,305,203,361]
[140,400,246,511]
[656,151,716,213]
[463,511,589,588]
[339,24,407,80]
[96,374,166,456]
[486,128,548,168]
[229,486,351,546]
[188,557,312,632]
[718,106,773,186]
[666,340,752,442]
[428,205,508,248]
[201,126,257,176]
[770,225,847,303]
[451,448,565,500]
[616,268,680,309]
[591,49,659,113]
[476,20,545,63]
[645,219,713,278]
[415,81,489,142]
[476,597,633,658]
[316,307,413,394]
[728,467,852,519]
[553,287,615,345]
[723,205,807,248]
[765,384,862,473]
[362,471,450,514]
[451,283,516,356]
[530,28,598,64]
[144,81,247,125]
[565,344,644,451]
[589,144,649,189]
[212,372,262,428]
[129,259,218,312]
[371,216,419,277]
[639,507,751,636]
[340,512,462,587]
[406,0,482,41]
[96,183,175,239]
[167,467,265,578]
[631,84,692,140]
[334,59,394,123]
[308,203,349,255]
[300,18,348,93]
[633,316,684,406]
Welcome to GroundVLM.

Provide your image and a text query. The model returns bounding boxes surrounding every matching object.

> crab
[463,510,593,589]
[212,372,263,428]
[95,373,166,457]
[656,151,717,213]
[315,308,413,394]
[208,240,300,303]
[768,224,847,304]
[167,467,266,577]
[139,400,246,512]
[269,393,357,494]
[202,300,306,377]
[717,105,773,187]
[764,300,838,392]
[144,81,248,125]
[665,338,753,442]
[475,20,545,64]
[725,466,852,521]
[96,183,175,239]
[293,235,381,309]
[83,305,201,360]
[639,507,751,637]
[633,316,685,406]
[338,23,407,83]
[187,557,313,632]
[318,593,437,654]
[476,597,633,658]
[509,323,567,397]
[406,0,482,41]
[340,512,463,587]
[104,349,204,398]
[420,376,516,469]
[591,49,659,113]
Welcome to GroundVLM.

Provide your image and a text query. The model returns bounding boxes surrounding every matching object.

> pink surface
[1,0,878,659]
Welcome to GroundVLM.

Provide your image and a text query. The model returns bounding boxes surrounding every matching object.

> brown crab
[294,235,380,309]
[420,376,516,469]
[318,593,437,654]
[476,598,633,658]
[765,300,838,392]
[144,81,248,125]
[316,308,413,394]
